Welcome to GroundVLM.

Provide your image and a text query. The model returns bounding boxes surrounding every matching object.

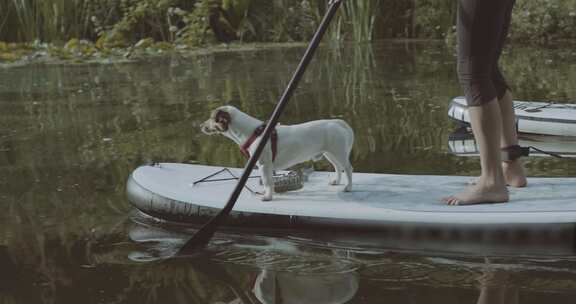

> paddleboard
[126,163,576,230]
[448,96,576,137]
[448,131,576,158]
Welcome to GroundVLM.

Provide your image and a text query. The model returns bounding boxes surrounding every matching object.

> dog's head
[200,106,235,135]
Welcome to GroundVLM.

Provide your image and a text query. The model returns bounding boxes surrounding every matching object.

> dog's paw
[329,178,340,186]
[255,191,273,201]
[344,184,352,192]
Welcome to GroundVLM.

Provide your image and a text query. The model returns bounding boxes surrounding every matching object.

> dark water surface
[2,40,576,303]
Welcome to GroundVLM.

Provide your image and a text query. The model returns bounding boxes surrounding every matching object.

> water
[1,40,576,303]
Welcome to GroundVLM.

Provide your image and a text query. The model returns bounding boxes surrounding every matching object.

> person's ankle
[476,176,507,189]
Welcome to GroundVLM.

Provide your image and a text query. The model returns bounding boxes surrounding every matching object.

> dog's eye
[216,111,231,124]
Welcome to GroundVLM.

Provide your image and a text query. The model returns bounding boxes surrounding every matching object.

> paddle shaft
[179,0,344,254]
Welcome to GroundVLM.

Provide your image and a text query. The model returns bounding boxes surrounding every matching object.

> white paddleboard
[448,96,576,137]
[127,163,576,228]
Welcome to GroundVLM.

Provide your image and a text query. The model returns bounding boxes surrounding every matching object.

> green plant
[412,0,456,39]
[1,0,575,47]
[343,0,379,42]
[511,0,576,43]
[0,0,121,43]
[98,0,180,47]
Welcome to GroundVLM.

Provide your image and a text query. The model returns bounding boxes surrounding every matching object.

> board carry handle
[178,0,346,254]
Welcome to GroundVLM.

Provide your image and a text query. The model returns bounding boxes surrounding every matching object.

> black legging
[457,0,516,106]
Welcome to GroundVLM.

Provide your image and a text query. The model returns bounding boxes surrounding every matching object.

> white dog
[200,106,354,201]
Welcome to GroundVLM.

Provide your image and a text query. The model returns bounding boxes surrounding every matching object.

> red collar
[240,124,278,161]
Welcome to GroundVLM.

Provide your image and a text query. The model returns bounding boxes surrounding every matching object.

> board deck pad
[127,163,576,226]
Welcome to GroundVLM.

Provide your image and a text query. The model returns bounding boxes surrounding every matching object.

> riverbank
[3,37,576,70]
[0,39,312,67]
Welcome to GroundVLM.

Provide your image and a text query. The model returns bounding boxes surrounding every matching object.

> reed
[342,0,378,42]
[0,0,90,42]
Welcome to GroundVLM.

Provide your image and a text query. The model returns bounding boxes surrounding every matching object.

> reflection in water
[475,258,519,304]
[136,227,360,304]
[128,219,360,303]
[123,218,576,303]
[1,41,576,303]
[251,269,357,304]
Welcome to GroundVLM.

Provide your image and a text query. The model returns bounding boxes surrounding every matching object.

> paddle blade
[177,216,221,254]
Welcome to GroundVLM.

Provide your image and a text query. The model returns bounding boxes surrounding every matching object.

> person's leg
[491,0,527,187]
[497,90,527,187]
[467,0,525,188]
[444,98,508,205]
[443,0,514,205]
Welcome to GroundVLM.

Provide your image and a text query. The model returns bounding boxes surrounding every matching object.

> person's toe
[443,196,459,205]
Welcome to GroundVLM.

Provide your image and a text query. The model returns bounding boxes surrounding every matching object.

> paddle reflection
[128,219,359,304]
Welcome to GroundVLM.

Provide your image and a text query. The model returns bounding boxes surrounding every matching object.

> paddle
[178,0,345,255]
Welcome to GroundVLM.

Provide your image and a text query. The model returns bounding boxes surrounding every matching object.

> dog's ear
[215,110,231,131]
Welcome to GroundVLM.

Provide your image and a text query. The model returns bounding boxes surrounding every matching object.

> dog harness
[240,124,278,161]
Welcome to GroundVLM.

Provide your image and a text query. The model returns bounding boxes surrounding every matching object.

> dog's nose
[200,120,213,134]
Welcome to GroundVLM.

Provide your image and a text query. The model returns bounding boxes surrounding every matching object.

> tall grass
[0,0,119,43]
[2,0,82,42]
[342,0,378,42]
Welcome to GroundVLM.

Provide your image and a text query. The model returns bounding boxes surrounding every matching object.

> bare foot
[468,161,527,188]
[443,182,509,206]
[502,160,527,187]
